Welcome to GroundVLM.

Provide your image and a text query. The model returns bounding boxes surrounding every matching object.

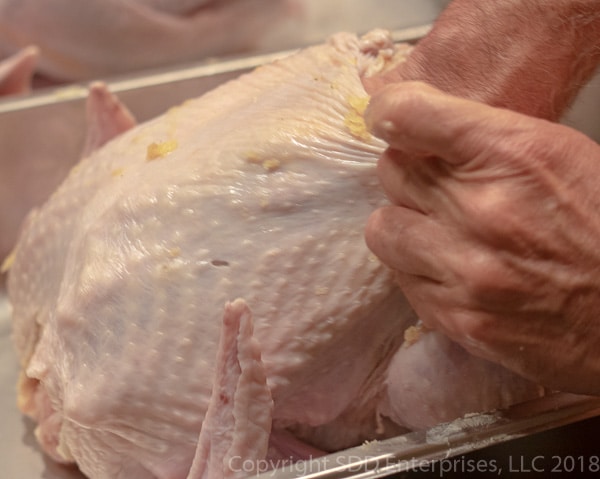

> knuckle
[460,185,513,231]
[364,210,384,253]
[456,184,527,246]
[364,208,385,250]
[459,251,509,305]
[390,81,431,107]
[365,206,400,263]
[443,306,492,349]
[457,313,492,345]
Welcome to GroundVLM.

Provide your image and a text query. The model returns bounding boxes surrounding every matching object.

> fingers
[365,205,450,282]
[376,148,450,214]
[365,81,526,166]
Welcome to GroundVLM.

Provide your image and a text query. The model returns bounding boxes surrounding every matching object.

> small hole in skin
[211,259,230,267]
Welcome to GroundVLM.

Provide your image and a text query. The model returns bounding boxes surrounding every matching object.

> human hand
[364,81,600,394]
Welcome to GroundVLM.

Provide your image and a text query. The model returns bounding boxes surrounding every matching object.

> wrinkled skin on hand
[364,0,600,120]
[364,81,600,395]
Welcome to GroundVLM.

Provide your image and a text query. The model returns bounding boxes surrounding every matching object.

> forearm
[372,0,600,120]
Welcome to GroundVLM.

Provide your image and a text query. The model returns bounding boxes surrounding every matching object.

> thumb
[364,81,524,166]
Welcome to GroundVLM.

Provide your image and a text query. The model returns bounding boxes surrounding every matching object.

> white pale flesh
[7,30,415,478]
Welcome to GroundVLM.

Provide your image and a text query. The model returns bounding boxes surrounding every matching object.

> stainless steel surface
[256,394,600,479]
[0,24,432,115]
[0,293,85,478]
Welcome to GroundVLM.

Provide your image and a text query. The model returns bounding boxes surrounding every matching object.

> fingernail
[379,119,396,135]
[365,101,387,136]
[370,118,397,142]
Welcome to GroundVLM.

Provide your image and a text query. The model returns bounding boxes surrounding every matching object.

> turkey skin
[5,30,542,479]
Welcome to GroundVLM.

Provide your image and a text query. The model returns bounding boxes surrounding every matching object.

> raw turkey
[5,30,544,479]
[0,0,294,82]
[0,46,37,96]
